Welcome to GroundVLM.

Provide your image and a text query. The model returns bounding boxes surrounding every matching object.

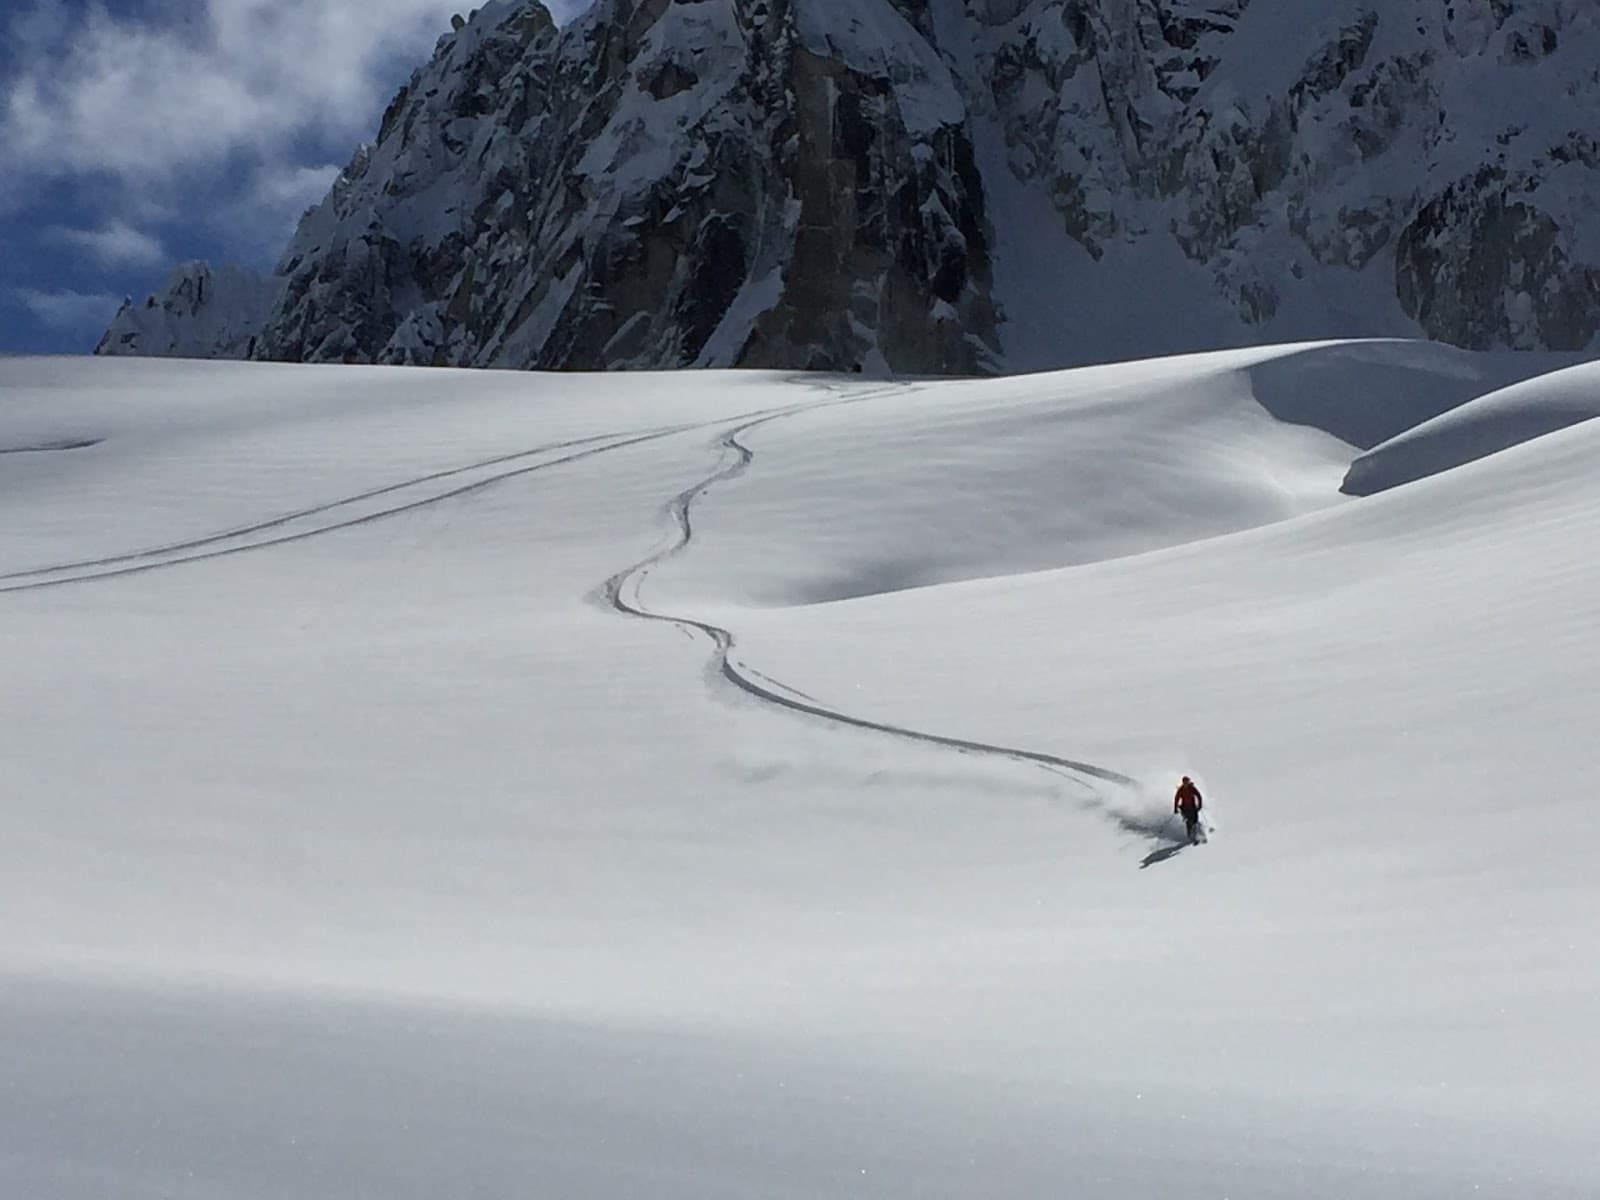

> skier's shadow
[1108,810,1205,868]
[1139,842,1188,869]
[1117,814,1204,868]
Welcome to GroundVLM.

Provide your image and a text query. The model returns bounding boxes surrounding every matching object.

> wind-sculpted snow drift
[101,0,1600,371]
[1342,358,1600,493]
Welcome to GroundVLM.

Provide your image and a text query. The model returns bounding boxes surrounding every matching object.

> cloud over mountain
[0,0,593,351]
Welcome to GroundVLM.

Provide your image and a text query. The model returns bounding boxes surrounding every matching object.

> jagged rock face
[742,4,995,371]
[97,262,275,360]
[248,0,996,373]
[967,0,1600,351]
[101,0,1600,371]
[1396,164,1600,351]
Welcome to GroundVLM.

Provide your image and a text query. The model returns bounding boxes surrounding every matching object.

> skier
[1173,776,1204,844]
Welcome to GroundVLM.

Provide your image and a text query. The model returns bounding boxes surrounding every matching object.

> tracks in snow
[0,424,699,594]
[605,410,1138,796]
[0,438,102,455]
[6,382,1137,810]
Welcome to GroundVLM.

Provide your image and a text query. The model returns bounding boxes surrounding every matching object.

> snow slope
[1344,357,1600,493]
[3,345,1597,1197]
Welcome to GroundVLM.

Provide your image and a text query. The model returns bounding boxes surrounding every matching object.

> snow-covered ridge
[1343,357,1600,494]
[96,262,278,360]
[99,0,1600,371]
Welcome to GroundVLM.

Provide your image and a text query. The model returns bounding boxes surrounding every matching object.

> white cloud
[0,2,600,188]
[9,287,123,333]
[46,220,168,268]
[222,162,344,263]
[1,0,599,307]
[248,163,344,228]
[0,0,472,185]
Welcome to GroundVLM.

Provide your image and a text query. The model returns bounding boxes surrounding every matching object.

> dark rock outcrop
[100,0,1600,371]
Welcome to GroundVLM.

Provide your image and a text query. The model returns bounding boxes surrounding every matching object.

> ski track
[7,377,1144,842]
[0,438,102,455]
[0,401,809,594]
[603,405,1142,821]
[0,428,650,584]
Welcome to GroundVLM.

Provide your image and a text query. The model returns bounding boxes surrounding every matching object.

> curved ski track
[5,381,1138,814]
[605,411,1138,799]
[0,414,785,593]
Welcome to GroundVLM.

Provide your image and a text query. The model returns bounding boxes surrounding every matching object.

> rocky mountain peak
[100,0,1600,372]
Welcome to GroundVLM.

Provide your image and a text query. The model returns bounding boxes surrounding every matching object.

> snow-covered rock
[100,0,1600,372]
[236,0,995,373]
[95,262,277,360]
[968,0,1600,357]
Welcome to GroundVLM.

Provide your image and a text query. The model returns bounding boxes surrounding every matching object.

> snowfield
[2,345,1597,1198]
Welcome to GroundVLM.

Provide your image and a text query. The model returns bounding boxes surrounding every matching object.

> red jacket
[1174,781,1203,814]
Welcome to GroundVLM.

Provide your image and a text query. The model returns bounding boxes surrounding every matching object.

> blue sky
[0,0,591,356]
